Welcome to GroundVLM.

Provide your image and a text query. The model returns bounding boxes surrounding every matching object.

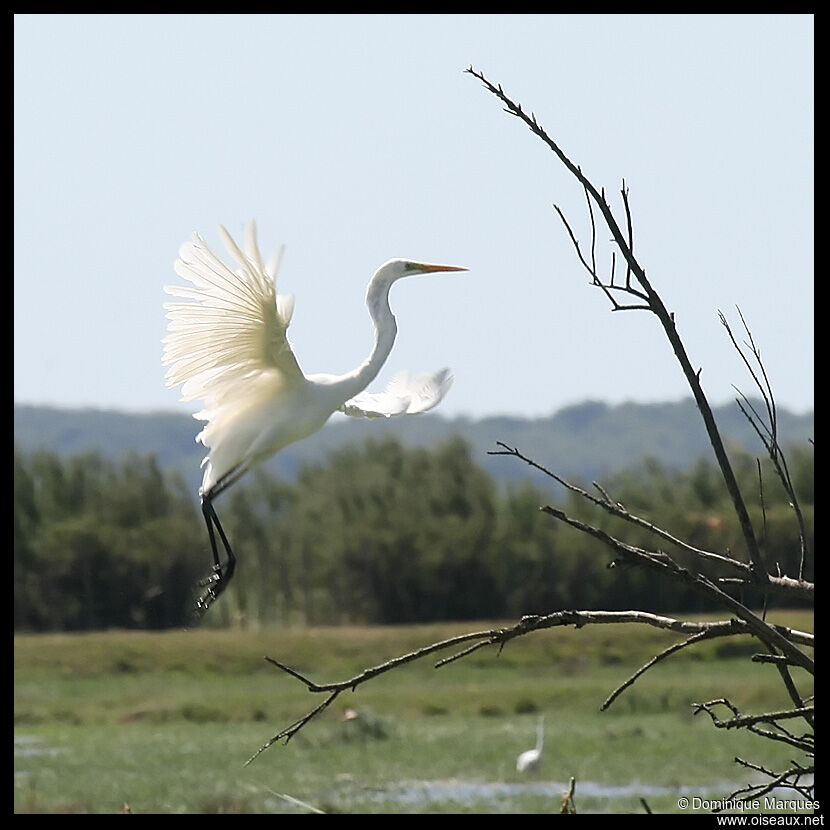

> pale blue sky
[14,14,813,419]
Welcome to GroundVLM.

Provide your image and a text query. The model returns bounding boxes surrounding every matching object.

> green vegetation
[14,423,814,812]
[14,435,813,631]
[14,448,204,630]
[14,616,813,814]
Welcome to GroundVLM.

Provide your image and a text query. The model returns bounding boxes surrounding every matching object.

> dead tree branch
[465,65,814,804]
[720,308,812,583]
[466,64,769,589]
[490,442,752,576]
[246,627,497,764]
[693,698,814,731]
[491,442,813,601]
[539,504,813,674]
[249,609,811,762]
[729,756,815,804]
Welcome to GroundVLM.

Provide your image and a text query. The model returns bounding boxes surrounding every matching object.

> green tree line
[13,436,813,631]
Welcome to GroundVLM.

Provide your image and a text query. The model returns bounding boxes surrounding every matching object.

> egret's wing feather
[162,221,303,408]
[339,368,453,418]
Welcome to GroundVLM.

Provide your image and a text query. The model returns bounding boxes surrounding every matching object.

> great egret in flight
[163,221,466,615]
[516,716,545,772]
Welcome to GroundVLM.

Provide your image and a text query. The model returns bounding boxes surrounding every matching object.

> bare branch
[539,504,813,674]
[248,606,812,762]
[466,65,813,807]
[752,653,805,667]
[743,723,814,753]
[491,446,813,605]
[245,628,497,763]
[553,204,600,284]
[602,627,727,711]
[759,641,814,726]
[693,700,815,800]
[720,308,811,580]
[693,699,814,730]
[490,442,755,576]
[245,688,341,766]
[584,182,597,277]
[729,757,814,803]
[722,308,777,436]
[435,638,495,667]
[493,442,813,601]
[621,179,634,289]
[719,575,813,599]
[467,65,769,587]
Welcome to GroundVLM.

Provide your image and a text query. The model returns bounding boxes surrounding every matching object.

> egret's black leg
[205,498,236,584]
[193,495,237,618]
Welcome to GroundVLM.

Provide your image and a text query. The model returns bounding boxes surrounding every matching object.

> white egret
[516,716,545,772]
[163,221,466,615]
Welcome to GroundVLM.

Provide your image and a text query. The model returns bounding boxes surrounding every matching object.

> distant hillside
[14,400,813,494]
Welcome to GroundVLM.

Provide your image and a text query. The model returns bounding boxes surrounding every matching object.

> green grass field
[14,611,814,814]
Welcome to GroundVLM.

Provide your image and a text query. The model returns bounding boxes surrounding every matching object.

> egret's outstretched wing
[339,368,453,418]
[162,221,302,408]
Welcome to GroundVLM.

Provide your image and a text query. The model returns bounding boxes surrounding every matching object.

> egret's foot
[191,561,235,620]
[197,566,222,588]
[192,587,218,620]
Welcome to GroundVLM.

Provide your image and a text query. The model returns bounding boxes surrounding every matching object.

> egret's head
[376,258,467,284]
[366,259,467,312]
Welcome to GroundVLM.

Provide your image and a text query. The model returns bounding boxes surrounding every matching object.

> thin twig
[720,308,810,581]
[693,699,814,730]
[245,628,497,764]
[621,179,634,289]
[743,723,814,753]
[585,182,597,278]
[539,505,813,674]
[490,442,751,574]
[601,628,721,711]
[760,641,814,727]
[729,757,815,803]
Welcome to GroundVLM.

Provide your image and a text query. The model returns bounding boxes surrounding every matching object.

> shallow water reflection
[357,778,725,807]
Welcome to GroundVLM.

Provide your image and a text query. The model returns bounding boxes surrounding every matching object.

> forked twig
[693,699,814,731]
[490,442,751,574]
[601,628,718,711]
[247,610,811,762]
[246,628,496,763]
[720,308,812,582]
[729,757,815,803]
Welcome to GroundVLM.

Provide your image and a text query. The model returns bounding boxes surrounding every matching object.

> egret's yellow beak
[410,262,468,274]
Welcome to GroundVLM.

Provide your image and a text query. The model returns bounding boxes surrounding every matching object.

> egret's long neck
[334,273,398,401]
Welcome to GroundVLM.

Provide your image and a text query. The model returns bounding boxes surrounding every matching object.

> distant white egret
[516,716,545,772]
[163,221,466,615]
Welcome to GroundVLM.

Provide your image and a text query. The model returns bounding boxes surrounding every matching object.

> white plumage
[516,716,545,772]
[162,221,465,614]
[340,368,454,419]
